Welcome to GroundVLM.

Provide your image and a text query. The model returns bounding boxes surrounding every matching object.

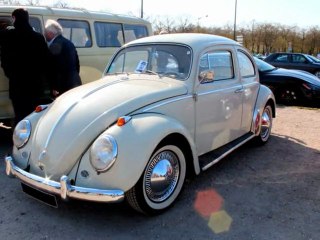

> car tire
[126,144,186,215]
[254,105,273,145]
[279,88,301,104]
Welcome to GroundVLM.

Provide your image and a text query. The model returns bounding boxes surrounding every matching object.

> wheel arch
[156,133,197,179]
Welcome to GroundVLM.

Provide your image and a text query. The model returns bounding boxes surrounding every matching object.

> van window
[123,24,148,43]
[58,19,92,48]
[94,22,124,47]
[0,16,41,33]
[29,17,42,33]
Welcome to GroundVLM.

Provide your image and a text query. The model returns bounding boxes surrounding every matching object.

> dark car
[254,57,320,104]
[264,52,320,78]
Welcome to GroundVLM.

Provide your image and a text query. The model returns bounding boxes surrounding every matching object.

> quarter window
[237,51,255,77]
[58,19,92,48]
[199,51,234,81]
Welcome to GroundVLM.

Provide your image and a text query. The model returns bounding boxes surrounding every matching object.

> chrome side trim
[5,156,124,203]
[201,134,255,171]
[142,95,193,112]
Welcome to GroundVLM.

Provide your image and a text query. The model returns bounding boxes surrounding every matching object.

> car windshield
[106,44,192,80]
[254,57,276,72]
[306,55,320,63]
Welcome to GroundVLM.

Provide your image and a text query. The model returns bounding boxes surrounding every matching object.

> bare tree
[25,0,39,5]
[53,1,69,8]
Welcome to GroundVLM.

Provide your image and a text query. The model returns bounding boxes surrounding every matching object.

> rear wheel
[279,88,301,104]
[255,105,273,145]
[126,144,186,215]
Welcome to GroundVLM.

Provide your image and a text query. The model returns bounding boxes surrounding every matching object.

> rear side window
[123,24,148,43]
[237,51,255,77]
[58,19,92,48]
[94,22,124,47]
[273,54,289,63]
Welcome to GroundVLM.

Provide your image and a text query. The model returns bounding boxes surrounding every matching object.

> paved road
[0,105,319,240]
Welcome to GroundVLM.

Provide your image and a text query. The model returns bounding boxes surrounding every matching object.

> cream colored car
[5,33,276,215]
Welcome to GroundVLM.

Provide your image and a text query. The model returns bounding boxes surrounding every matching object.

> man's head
[44,19,63,42]
[12,8,30,29]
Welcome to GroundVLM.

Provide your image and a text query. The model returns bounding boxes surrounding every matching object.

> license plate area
[21,183,58,208]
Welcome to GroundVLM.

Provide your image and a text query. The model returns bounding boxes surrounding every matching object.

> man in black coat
[0,8,52,125]
[44,19,82,97]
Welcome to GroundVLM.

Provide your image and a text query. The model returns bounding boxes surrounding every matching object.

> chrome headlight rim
[13,119,31,149]
[90,134,118,172]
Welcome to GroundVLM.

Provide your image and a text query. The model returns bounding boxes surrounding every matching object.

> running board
[199,132,255,171]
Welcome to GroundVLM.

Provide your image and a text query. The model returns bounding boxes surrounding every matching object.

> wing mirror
[199,70,215,84]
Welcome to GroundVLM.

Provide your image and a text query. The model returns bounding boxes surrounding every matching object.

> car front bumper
[5,156,124,203]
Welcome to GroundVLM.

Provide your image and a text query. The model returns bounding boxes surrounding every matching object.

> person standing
[44,19,82,97]
[0,8,52,125]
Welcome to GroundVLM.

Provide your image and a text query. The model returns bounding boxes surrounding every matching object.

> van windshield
[106,44,192,80]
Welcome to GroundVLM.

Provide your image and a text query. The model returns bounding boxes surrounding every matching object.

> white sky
[37,0,319,28]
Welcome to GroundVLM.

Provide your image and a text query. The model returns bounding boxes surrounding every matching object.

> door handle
[235,88,244,93]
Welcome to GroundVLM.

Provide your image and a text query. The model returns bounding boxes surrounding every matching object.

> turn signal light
[35,105,48,113]
[117,116,132,126]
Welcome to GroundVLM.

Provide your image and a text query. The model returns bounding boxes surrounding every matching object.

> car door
[291,54,314,72]
[195,47,243,155]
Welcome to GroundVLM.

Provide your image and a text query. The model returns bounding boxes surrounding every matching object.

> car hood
[29,75,188,178]
[265,68,320,85]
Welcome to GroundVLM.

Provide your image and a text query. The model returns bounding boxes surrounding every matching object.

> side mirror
[199,70,215,84]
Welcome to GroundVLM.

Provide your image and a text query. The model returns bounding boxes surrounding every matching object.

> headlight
[90,134,118,172]
[13,120,31,149]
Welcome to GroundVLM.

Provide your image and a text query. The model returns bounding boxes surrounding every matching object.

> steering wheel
[162,72,180,78]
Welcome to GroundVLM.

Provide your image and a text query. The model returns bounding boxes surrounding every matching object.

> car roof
[0,5,149,24]
[125,33,240,49]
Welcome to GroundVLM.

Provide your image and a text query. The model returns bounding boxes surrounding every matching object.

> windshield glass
[254,57,276,72]
[306,55,320,63]
[106,44,192,80]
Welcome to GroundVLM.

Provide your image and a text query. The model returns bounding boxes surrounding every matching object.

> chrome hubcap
[145,150,180,202]
[260,107,271,140]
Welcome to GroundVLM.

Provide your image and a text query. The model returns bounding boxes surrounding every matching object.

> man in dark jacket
[0,8,52,124]
[44,19,82,97]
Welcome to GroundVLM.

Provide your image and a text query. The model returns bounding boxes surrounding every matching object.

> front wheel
[255,105,273,145]
[126,144,186,215]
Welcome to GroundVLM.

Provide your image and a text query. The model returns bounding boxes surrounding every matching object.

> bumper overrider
[5,156,124,203]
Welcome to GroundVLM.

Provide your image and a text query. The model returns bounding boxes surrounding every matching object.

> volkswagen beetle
[5,33,276,215]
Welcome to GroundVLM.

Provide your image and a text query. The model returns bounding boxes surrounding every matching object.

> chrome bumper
[5,156,124,203]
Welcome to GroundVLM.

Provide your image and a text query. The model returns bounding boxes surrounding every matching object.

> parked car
[264,52,320,78]
[255,57,320,104]
[5,33,276,215]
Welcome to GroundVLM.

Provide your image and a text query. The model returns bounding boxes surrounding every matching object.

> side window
[274,54,289,63]
[199,51,234,81]
[0,16,41,33]
[94,22,124,47]
[123,24,148,43]
[292,55,307,63]
[58,19,92,48]
[237,51,255,77]
[29,17,42,33]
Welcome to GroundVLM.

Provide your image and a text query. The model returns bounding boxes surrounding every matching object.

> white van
[0,5,152,121]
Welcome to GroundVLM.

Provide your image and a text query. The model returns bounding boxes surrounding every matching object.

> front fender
[75,113,199,192]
